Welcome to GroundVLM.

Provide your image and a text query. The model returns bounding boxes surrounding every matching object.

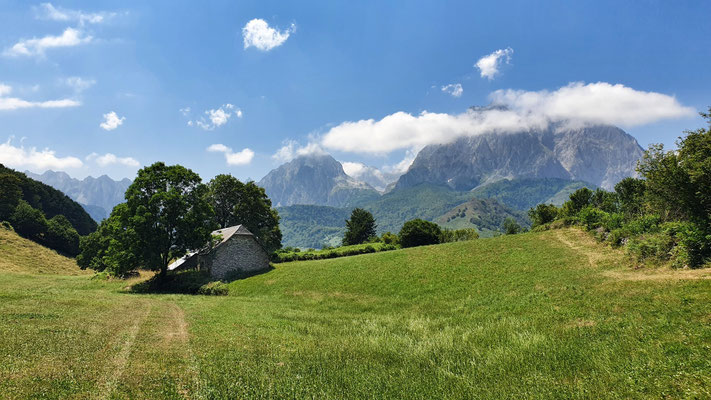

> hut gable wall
[202,234,270,280]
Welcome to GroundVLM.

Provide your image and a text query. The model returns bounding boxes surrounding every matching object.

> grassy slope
[0,227,87,275]
[1,229,711,398]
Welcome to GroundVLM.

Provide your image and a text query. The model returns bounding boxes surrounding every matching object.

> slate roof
[211,225,254,248]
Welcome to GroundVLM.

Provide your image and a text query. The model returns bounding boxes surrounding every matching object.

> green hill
[2,229,710,398]
[435,197,529,235]
[0,226,87,275]
[470,178,595,210]
[277,205,350,248]
[1,164,97,235]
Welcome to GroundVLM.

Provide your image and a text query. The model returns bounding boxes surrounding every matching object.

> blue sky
[0,0,709,181]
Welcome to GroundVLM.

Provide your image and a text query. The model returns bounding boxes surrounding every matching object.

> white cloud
[441,83,463,98]
[321,82,695,155]
[35,3,116,26]
[341,161,404,191]
[207,144,254,166]
[341,161,367,178]
[63,76,95,92]
[86,152,139,167]
[242,19,295,51]
[4,28,92,58]
[0,138,82,170]
[190,104,242,130]
[490,81,696,127]
[0,84,80,110]
[206,143,230,153]
[0,83,11,96]
[383,149,419,174]
[475,47,513,80]
[100,111,125,131]
[271,140,325,163]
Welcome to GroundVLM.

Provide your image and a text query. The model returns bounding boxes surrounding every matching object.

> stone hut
[168,225,270,280]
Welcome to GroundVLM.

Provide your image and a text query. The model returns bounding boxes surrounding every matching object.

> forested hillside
[0,165,97,235]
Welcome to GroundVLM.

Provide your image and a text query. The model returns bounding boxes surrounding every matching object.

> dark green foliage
[0,164,97,235]
[528,204,558,228]
[590,189,618,213]
[399,219,441,248]
[10,200,47,240]
[562,187,593,216]
[471,178,594,210]
[380,231,399,245]
[0,173,22,221]
[77,203,142,275]
[578,206,609,230]
[343,208,376,246]
[45,215,80,256]
[502,217,521,234]
[206,174,244,228]
[79,163,216,276]
[125,162,216,275]
[614,177,647,217]
[208,176,282,253]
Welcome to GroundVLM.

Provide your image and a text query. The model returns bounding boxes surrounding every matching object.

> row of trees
[77,163,281,277]
[529,108,711,268]
[342,208,479,249]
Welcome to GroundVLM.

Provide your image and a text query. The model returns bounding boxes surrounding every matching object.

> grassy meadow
[1,228,710,399]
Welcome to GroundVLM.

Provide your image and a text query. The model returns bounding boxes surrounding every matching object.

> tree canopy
[343,208,376,246]
[206,175,282,253]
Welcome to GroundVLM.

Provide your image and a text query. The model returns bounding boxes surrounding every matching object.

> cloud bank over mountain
[320,82,694,155]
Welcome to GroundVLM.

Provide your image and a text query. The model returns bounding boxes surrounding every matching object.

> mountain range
[258,154,381,207]
[395,123,643,191]
[25,117,644,246]
[25,170,132,222]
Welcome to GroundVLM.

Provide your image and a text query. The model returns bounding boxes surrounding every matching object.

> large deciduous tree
[343,208,376,246]
[206,175,282,254]
[123,162,216,277]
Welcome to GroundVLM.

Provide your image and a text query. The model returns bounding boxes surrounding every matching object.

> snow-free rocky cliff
[258,154,380,207]
[395,124,644,191]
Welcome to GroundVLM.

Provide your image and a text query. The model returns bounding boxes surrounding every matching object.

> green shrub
[502,217,522,235]
[528,204,558,228]
[624,214,662,235]
[197,281,229,296]
[381,232,399,245]
[10,200,48,240]
[602,212,625,231]
[627,233,675,264]
[45,215,80,256]
[578,206,609,230]
[399,219,441,248]
[606,228,631,247]
[667,222,710,268]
